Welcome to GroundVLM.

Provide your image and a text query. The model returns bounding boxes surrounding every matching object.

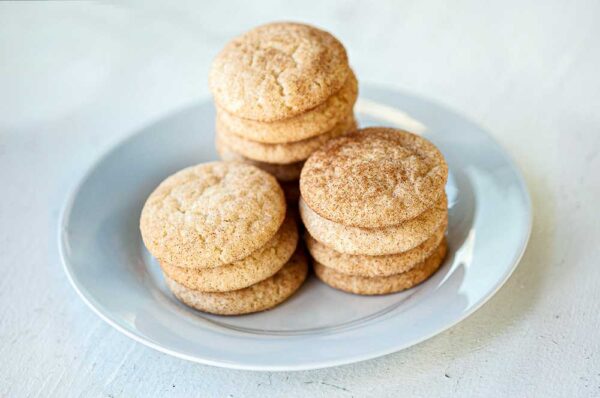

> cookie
[140,162,285,269]
[300,128,448,228]
[215,138,304,182]
[314,238,447,295]
[216,70,358,144]
[299,195,448,255]
[160,215,297,292]
[209,22,350,121]
[216,114,356,164]
[305,222,446,277]
[165,249,308,315]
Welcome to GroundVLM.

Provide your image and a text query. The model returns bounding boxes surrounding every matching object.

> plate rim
[58,88,532,371]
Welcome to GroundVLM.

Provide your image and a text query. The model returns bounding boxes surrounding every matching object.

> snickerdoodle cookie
[160,215,297,292]
[313,239,447,295]
[165,249,308,315]
[300,128,448,228]
[140,162,285,269]
[209,22,350,121]
[299,195,448,255]
[215,70,358,143]
[305,222,446,277]
[215,137,304,182]
[216,114,356,164]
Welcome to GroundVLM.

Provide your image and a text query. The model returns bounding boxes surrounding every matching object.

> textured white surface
[0,1,598,397]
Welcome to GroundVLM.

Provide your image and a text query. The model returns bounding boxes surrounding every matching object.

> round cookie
[216,138,304,182]
[314,239,447,295]
[216,70,358,144]
[160,215,297,292]
[306,221,446,277]
[165,249,308,315]
[216,114,357,164]
[300,128,448,228]
[299,195,448,255]
[140,162,285,269]
[209,22,350,121]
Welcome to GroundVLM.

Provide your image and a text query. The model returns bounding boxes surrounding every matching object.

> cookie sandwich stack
[209,22,358,204]
[300,128,449,295]
[140,162,307,315]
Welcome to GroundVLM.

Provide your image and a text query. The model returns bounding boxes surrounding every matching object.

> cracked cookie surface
[209,22,350,121]
[140,162,285,269]
[300,128,448,228]
[216,70,358,143]
[160,215,297,292]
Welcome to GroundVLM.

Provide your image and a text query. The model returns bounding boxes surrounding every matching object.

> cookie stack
[299,128,449,295]
[140,162,307,315]
[209,22,358,204]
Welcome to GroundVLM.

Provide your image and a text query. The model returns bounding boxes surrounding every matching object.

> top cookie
[209,22,350,122]
[140,162,286,269]
[300,128,448,228]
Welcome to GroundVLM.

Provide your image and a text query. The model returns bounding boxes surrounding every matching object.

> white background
[1,1,599,397]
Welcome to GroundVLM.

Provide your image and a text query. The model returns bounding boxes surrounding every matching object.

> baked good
[299,195,448,255]
[209,22,350,121]
[215,70,358,143]
[300,128,448,227]
[215,137,304,181]
[161,215,297,292]
[305,222,446,277]
[313,239,447,295]
[165,249,308,315]
[140,162,285,269]
[216,114,356,164]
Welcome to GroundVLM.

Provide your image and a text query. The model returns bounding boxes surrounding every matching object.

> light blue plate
[59,86,531,371]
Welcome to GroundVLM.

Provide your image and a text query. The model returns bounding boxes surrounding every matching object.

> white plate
[59,86,531,371]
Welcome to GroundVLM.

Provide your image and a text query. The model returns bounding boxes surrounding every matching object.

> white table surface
[1,1,599,397]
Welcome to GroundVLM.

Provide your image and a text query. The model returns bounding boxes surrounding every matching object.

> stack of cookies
[299,128,449,295]
[140,162,307,315]
[209,22,358,204]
